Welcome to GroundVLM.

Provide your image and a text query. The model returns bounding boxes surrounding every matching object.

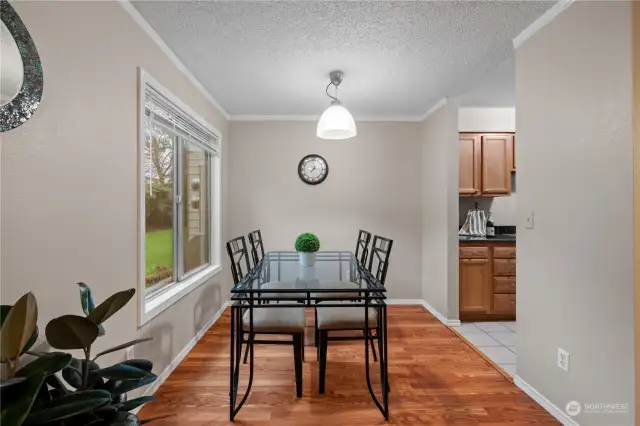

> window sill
[139,264,221,326]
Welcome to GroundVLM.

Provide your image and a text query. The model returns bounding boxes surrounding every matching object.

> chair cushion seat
[312,281,362,300]
[243,307,305,333]
[316,302,379,330]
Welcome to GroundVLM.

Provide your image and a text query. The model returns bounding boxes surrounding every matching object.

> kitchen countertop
[459,234,516,242]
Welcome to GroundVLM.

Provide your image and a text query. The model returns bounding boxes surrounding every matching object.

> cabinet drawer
[460,246,489,259]
[493,246,516,259]
[494,294,516,313]
[494,277,516,293]
[494,259,516,276]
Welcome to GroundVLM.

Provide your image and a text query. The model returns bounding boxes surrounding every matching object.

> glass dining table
[229,251,389,421]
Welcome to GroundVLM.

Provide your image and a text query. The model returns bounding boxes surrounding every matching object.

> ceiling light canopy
[317,70,356,140]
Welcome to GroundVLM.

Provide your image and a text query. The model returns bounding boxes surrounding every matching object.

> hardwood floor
[139,306,558,425]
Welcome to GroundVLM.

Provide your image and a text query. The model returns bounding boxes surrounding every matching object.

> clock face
[298,154,329,185]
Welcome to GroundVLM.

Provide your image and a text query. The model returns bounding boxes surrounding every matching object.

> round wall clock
[298,154,329,185]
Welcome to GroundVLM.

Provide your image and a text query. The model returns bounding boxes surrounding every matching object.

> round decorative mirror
[0,1,43,132]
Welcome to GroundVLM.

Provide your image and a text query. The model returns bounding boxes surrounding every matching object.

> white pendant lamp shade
[317,101,357,140]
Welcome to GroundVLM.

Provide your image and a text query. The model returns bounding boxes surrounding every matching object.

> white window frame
[137,68,222,326]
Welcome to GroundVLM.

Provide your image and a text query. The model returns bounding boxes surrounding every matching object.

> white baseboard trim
[141,301,230,398]
[420,300,461,327]
[513,375,579,426]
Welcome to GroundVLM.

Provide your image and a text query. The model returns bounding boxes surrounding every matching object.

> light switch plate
[524,211,534,229]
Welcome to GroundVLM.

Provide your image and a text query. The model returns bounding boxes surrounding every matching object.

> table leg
[364,298,389,420]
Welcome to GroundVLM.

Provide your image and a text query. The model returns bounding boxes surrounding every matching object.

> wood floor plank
[138,306,558,425]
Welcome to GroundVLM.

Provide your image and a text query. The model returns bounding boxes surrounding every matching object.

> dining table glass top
[230,251,387,294]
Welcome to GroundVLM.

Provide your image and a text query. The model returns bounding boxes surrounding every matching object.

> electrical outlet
[557,348,570,372]
[524,210,535,229]
[124,346,134,361]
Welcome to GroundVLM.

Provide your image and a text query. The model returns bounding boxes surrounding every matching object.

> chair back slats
[248,230,265,266]
[355,230,371,266]
[367,235,393,285]
[226,236,251,284]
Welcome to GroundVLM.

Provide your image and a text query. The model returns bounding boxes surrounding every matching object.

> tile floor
[451,321,517,376]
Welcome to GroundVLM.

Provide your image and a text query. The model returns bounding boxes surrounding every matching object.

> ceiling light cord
[325,82,338,102]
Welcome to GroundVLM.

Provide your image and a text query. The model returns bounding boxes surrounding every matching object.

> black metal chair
[355,230,372,266]
[226,236,305,397]
[316,234,393,393]
[367,235,393,286]
[248,230,265,267]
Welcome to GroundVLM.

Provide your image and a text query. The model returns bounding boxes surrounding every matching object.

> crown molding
[229,115,423,122]
[118,0,230,120]
[513,0,576,49]
[419,98,447,122]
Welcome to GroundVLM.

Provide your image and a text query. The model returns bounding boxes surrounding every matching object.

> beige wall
[458,107,516,133]
[421,100,459,319]
[228,121,422,299]
[516,2,634,425]
[1,1,230,375]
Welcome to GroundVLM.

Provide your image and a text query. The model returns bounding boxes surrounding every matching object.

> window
[138,69,221,325]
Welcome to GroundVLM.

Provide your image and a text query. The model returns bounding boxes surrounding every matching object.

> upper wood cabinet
[458,134,481,195]
[458,133,514,196]
[481,134,512,195]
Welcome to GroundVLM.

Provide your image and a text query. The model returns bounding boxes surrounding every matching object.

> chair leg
[314,308,319,348]
[293,333,303,398]
[319,330,328,395]
[242,333,252,364]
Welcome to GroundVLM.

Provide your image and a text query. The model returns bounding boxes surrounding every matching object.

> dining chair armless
[315,234,394,394]
[248,230,265,267]
[226,237,305,397]
[355,230,372,266]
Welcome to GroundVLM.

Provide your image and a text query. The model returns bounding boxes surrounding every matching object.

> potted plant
[295,233,320,266]
[0,284,169,426]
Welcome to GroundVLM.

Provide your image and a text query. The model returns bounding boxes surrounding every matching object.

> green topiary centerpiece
[295,233,320,266]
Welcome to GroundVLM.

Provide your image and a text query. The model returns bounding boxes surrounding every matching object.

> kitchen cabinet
[459,241,516,320]
[459,134,481,195]
[459,133,514,196]
[459,258,491,314]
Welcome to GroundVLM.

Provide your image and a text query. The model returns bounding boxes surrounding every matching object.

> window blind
[144,83,218,153]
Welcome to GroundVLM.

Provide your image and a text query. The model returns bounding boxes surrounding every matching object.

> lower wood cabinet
[459,258,491,314]
[459,241,516,320]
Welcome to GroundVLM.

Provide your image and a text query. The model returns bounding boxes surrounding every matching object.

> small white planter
[298,252,316,267]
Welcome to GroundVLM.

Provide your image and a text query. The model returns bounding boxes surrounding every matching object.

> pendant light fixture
[317,70,357,140]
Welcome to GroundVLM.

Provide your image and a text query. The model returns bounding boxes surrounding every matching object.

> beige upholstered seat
[312,281,362,299]
[316,301,379,330]
[243,307,305,333]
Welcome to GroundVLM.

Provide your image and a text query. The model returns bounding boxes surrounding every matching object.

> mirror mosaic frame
[1,0,43,132]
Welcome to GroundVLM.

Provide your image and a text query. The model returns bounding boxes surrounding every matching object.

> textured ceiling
[132,1,554,118]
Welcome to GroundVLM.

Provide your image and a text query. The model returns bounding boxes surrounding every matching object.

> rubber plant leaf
[0,293,38,362]
[45,315,99,350]
[25,389,111,424]
[0,372,45,426]
[93,338,152,360]
[87,289,135,326]
[15,352,72,377]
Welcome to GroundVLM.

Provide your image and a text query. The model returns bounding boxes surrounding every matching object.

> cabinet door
[481,134,512,195]
[459,134,481,195]
[459,258,491,314]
